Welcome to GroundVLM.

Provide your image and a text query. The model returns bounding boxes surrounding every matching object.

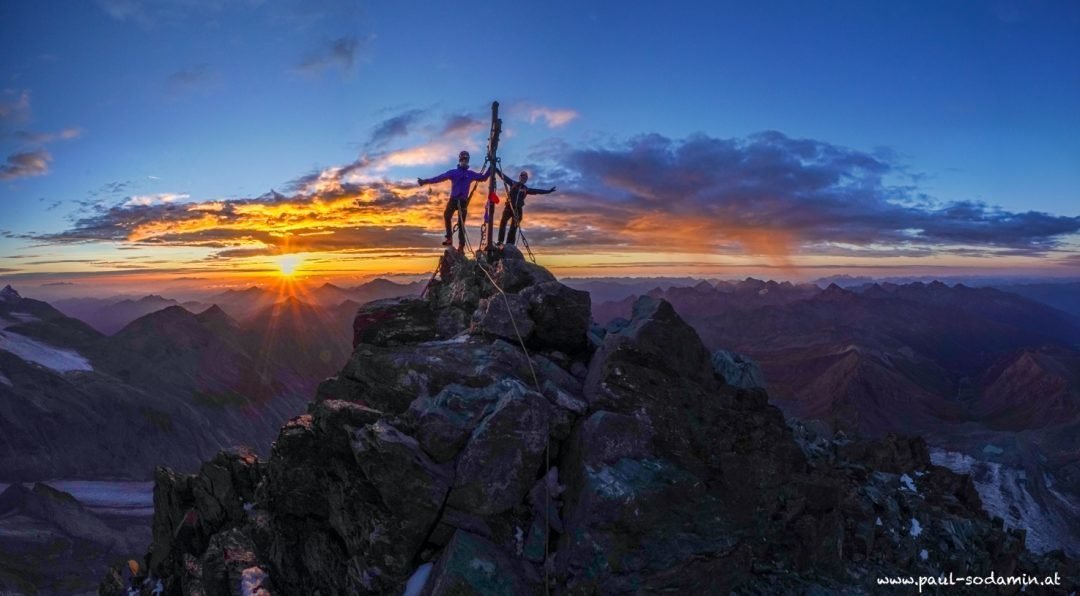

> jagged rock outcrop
[120,251,1079,595]
[712,348,766,389]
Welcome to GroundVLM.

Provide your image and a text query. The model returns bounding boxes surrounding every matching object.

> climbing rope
[419,258,442,299]
[449,218,552,594]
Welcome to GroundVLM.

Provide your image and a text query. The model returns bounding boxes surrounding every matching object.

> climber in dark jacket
[418,150,490,251]
[496,169,555,247]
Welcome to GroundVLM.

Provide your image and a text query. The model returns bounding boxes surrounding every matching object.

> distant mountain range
[592,277,1080,554]
[5,275,1080,555]
[0,280,417,481]
[51,278,424,335]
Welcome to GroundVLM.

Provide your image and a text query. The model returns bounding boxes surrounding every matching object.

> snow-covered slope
[0,329,93,373]
[931,448,1080,556]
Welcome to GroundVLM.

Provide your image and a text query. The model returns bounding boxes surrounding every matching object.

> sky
[1,0,1078,298]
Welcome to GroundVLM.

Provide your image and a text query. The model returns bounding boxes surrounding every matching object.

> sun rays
[275,254,303,277]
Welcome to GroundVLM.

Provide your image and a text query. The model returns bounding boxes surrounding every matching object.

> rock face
[126,251,1078,595]
[712,348,766,389]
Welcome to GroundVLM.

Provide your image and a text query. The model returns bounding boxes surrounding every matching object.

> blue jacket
[420,165,490,200]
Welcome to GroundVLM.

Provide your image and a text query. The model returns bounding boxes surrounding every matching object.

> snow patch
[8,312,39,323]
[900,473,918,493]
[240,566,270,596]
[910,518,922,537]
[0,371,11,387]
[0,330,93,373]
[919,549,928,561]
[404,562,433,596]
[875,516,882,527]
[932,448,1080,555]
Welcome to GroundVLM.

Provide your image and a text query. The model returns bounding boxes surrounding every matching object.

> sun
[275,254,303,277]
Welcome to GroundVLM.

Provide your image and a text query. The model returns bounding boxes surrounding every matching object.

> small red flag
[488,191,500,204]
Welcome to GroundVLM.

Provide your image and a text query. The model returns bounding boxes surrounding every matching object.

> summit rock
[122,253,1079,595]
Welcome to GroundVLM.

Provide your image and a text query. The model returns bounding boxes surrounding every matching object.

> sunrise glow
[276,255,303,277]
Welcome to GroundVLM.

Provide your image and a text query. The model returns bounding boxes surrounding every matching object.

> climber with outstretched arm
[495,169,555,248]
[417,150,490,252]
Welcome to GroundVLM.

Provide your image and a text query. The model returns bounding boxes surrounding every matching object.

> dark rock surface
[118,252,1079,594]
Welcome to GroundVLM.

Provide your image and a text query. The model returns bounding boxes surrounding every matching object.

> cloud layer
[552,131,1080,257]
[28,120,1080,268]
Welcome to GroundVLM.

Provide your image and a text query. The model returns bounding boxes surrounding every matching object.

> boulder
[319,338,533,415]
[427,249,487,312]
[447,385,551,516]
[532,353,584,398]
[470,294,534,343]
[190,447,263,532]
[149,466,198,575]
[711,349,766,389]
[310,399,384,452]
[500,244,525,261]
[557,456,743,593]
[264,415,330,519]
[520,282,591,354]
[406,380,515,463]
[589,296,715,390]
[582,297,729,475]
[352,297,438,348]
[345,421,453,579]
[490,258,556,294]
[421,530,527,596]
[540,380,587,441]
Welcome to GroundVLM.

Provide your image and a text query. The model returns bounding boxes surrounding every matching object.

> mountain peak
[133,248,1077,593]
[1,285,21,302]
[862,282,890,298]
[692,280,714,292]
[816,283,856,301]
[195,304,237,327]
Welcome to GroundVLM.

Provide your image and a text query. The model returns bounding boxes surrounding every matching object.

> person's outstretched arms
[527,185,557,195]
[472,167,491,182]
[420,170,454,185]
[497,169,514,186]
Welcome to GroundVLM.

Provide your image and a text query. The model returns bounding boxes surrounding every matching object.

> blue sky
[1,0,1078,295]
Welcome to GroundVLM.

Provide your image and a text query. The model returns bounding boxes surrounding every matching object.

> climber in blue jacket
[418,150,490,251]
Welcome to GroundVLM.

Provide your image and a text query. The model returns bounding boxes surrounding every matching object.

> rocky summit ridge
[105,248,1079,595]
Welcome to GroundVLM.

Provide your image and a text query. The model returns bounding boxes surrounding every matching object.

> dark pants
[443,197,467,248]
[498,200,524,244]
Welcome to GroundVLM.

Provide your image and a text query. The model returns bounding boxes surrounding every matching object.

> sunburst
[275,254,303,277]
